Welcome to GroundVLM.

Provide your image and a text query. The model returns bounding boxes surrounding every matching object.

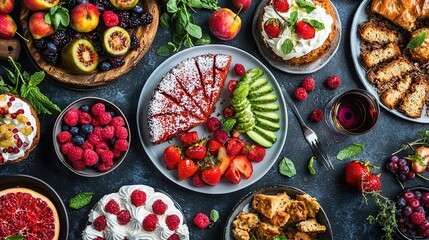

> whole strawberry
[357,174,381,193]
[272,0,289,12]
[186,140,207,161]
[345,160,370,187]
[163,146,182,170]
[201,166,222,186]
[177,159,199,180]
[247,145,266,162]
[207,139,222,155]
[264,18,282,39]
[296,21,315,39]
[179,131,199,147]
[225,137,244,157]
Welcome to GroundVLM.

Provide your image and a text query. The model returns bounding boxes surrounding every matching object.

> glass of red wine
[325,89,380,135]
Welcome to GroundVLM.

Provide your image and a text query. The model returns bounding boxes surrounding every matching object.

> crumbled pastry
[296,194,321,218]
[285,200,308,223]
[254,222,283,240]
[296,218,327,234]
[232,212,260,231]
[251,193,282,219]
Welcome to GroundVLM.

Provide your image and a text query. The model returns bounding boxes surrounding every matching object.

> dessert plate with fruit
[19,0,159,89]
[136,45,288,194]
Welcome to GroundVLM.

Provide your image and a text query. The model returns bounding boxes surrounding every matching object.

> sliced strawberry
[216,146,231,175]
[412,146,429,173]
[163,146,182,170]
[186,140,207,161]
[231,155,253,179]
[224,164,241,184]
[247,145,266,162]
[227,80,238,94]
[201,166,222,186]
[264,18,282,39]
[296,21,315,39]
[357,174,381,193]
[179,131,199,147]
[177,159,199,180]
[226,137,244,157]
[207,139,222,155]
[272,0,289,12]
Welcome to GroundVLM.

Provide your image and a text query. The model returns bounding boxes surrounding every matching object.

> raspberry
[101,126,115,140]
[95,142,109,155]
[81,141,94,150]
[111,116,125,128]
[91,118,101,127]
[214,129,228,144]
[326,75,341,89]
[72,159,86,170]
[64,109,80,126]
[98,162,113,172]
[294,87,307,101]
[115,126,128,139]
[88,133,103,145]
[193,213,210,229]
[131,190,146,206]
[411,212,426,225]
[93,215,107,231]
[100,150,114,163]
[192,171,204,187]
[223,106,235,118]
[57,131,72,143]
[67,146,83,162]
[83,149,99,166]
[60,142,74,155]
[167,234,180,240]
[165,214,180,230]
[91,103,106,116]
[152,199,167,215]
[114,139,128,152]
[233,63,246,76]
[117,209,131,225]
[105,199,120,214]
[102,11,119,27]
[206,117,221,132]
[79,112,92,125]
[93,127,103,137]
[143,214,158,232]
[309,109,323,122]
[301,77,315,92]
[98,112,112,125]
[112,149,122,158]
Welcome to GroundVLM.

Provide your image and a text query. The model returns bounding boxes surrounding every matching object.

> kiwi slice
[102,26,131,57]
[109,0,139,10]
[62,39,98,74]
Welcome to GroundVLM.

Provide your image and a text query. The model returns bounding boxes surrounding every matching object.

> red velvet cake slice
[195,54,215,103]
[148,91,186,116]
[212,54,232,107]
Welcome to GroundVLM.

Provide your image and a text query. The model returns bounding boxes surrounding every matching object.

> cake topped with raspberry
[0,93,40,165]
[82,185,189,240]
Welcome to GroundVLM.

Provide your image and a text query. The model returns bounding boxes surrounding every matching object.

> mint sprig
[407,30,427,50]
[69,192,94,209]
[336,143,365,160]
[303,18,325,30]
[45,5,70,31]
[308,156,316,175]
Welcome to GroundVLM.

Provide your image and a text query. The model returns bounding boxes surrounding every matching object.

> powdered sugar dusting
[195,54,215,106]
[148,91,186,117]
[215,54,231,70]
[148,114,204,144]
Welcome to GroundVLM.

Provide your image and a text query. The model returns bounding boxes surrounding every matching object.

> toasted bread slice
[285,200,308,223]
[362,43,401,68]
[254,222,282,240]
[232,212,260,231]
[296,218,327,234]
[266,211,290,227]
[232,228,250,240]
[296,194,321,218]
[375,58,414,83]
[398,79,429,118]
[380,75,412,109]
[251,193,282,219]
[359,22,398,44]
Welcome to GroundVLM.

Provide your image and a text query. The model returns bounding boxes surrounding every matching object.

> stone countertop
[1,0,426,239]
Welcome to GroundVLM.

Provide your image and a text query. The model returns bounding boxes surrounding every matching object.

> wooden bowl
[19,1,159,89]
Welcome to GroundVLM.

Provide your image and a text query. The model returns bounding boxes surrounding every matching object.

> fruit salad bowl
[53,97,131,177]
[19,0,159,89]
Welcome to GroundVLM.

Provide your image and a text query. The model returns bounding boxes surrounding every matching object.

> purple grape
[400,165,410,174]
[399,224,409,235]
[403,206,413,216]
[387,161,398,173]
[408,229,417,236]
[414,191,422,200]
[422,193,429,204]
[399,158,408,167]
[416,206,426,214]
[390,155,399,163]
[407,171,416,180]
[404,191,415,201]
[398,173,407,182]
[397,215,407,224]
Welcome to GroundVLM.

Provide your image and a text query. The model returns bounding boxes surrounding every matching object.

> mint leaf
[5,236,24,240]
[26,86,61,114]
[46,5,69,31]
[281,39,293,55]
[167,0,179,13]
[336,144,365,160]
[274,236,287,240]
[407,30,427,49]
[160,13,170,29]
[2,66,16,84]
[303,18,324,30]
[29,71,45,86]
[0,116,5,124]
[69,192,94,209]
[288,11,298,29]
[308,156,316,175]
[0,77,12,94]
[209,209,219,223]
[295,0,316,13]
[221,118,236,132]
[195,33,211,45]
[279,157,296,177]
[185,22,202,38]
[156,42,177,56]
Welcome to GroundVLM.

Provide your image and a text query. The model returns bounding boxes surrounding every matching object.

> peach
[0,0,14,14]
[232,0,251,10]
[0,14,16,38]
[209,8,242,41]
[29,12,54,40]
[70,3,99,33]
[23,0,59,11]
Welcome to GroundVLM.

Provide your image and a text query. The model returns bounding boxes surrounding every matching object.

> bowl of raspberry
[53,97,130,177]
[395,186,429,239]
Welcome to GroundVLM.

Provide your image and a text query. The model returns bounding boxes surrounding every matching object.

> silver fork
[282,87,334,170]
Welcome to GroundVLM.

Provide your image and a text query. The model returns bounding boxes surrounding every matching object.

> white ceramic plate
[350,0,429,123]
[252,0,342,74]
[136,45,288,194]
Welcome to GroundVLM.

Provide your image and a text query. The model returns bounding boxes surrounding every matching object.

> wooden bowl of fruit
[19,0,159,89]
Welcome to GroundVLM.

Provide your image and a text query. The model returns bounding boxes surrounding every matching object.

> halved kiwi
[62,39,98,74]
[109,0,139,10]
[102,26,131,57]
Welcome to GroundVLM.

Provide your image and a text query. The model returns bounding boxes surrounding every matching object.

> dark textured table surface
[1,0,427,239]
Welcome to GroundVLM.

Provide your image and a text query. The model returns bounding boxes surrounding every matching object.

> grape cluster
[396,190,429,237]
[387,155,416,182]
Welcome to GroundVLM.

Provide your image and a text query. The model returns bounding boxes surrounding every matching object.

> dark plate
[223,185,333,240]
[0,174,69,240]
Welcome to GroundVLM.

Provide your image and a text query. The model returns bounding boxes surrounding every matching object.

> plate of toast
[351,0,429,123]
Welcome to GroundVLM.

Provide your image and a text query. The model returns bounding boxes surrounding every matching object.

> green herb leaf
[185,22,202,39]
[209,209,219,223]
[200,0,220,10]
[274,236,287,240]
[295,0,316,13]
[188,0,203,8]
[367,196,397,240]
[221,118,236,132]
[29,71,45,86]
[160,13,170,29]
[5,236,24,240]
[288,11,298,29]
[0,77,12,94]
[156,42,177,56]
[2,66,16,84]
[0,116,5,124]
[167,0,179,13]
[44,13,52,25]
[308,156,316,175]
[195,33,211,45]
[281,39,293,55]
[407,30,427,49]
[45,5,69,31]
[25,86,61,114]
[183,35,194,48]
[303,18,324,30]
[408,153,425,166]
[279,157,296,177]
[336,144,365,160]
[69,192,94,209]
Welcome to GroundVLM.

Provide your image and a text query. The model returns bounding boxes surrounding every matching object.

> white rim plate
[350,0,429,123]
[136,45,288,194]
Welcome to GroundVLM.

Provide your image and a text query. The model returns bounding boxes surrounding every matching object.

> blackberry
[64,0,78,8]
[92,0,113,10]
[109,57,125,68]
[94,43,106,56]
[117,11,130,28]
[129,12,142,28]
[141,12,153,25]
[44,42,59,65]
[34,39,47,51]
[130,34,140,50]
[51,30,70,47]
[100,61,112,71]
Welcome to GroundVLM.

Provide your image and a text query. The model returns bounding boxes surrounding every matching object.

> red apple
[232,0,251,10]
[29,12,54,39]
[70,3,99,33]
[0,14,16,38]
[209,8,242,41]
[0,0,14,14]
[23,0,59,11]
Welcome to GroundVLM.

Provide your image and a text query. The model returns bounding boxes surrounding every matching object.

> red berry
[101,126,115,140]
[206,117,221,132]
[57,131,72,143]
[98,112,112,125]
[67,146,84,163]
[83,149,98,166]
[247,145,266,162]
[225,137,244,157]
[223,106,235,118]
[114,139,128,152]
[214,129,228,144]
[79,112,92,125]
[166,214,180,231]
[410,199,420,209]
[152,199,168,215]
[60,142,74,155]
[309,109,323,122]
[193,213,210,229]
[167,234,180,240]
[88,133,103,145]
[192,171,205,187]
[186,144,207,161]
[273,0,289,12]
[81,141,94,150]
[326,75,341,89]
[105,199,120,214]
[296,21,315,39]
[179,131,199,147]
[131,190,147,206]
[207,139,222,155]
[345,160,370,188]
[112,149,122,158]
[163,145,183,170]
[91,103,106,116]
[117,209,131,225]
[357,174,381,193]
[72,159,86,170]
[301,77,315,92]
[100,150,114,163]
[294,87,307,101]
[411,212,426,225]
[95,142,109,155]
[111,116,125,128]
[102,11,119,27]
[93,215,107,231]
[264,18,282,38]
[115,126,128,139]
[143,214,158,232]
[64,109,80,126]
[233,64,246,76]
[404,191,415,202]
[227,80,238,93]
[98,162,113,172]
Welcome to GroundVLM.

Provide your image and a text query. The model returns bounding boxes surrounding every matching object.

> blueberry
[100,61,111,71]
[62,125,70,131]
[80,104,90,113]
[72,135,85,146]
[397,197,407,208]
[107,109,116,117]
[133,5,143,13]
[110,137,117,146]
[81,124,94,135]
[46,42,57,53]
[69,126,79,135]
[77,0,89,3]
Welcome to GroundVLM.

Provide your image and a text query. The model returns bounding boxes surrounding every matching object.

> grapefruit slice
[0,187,60,240]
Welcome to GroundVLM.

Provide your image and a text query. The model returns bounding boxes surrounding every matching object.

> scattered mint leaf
[279,157,296,177]
[5,236,24,240]
[69,192,94,210]
[337,144,365,160]
[281,39,293,55]
[288,11,298,29]
[2,66,16,84]
[25,86,61,114]
[0,116,5,124]
[295,0,316,13]
[167,0,179,13]
[407,30,427,49]
[308,156,316,175]
[303,18,324,30]
[156,42,177,56]
[160,13,170,29]
[209,209,219,228]
[274,236,287,240]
